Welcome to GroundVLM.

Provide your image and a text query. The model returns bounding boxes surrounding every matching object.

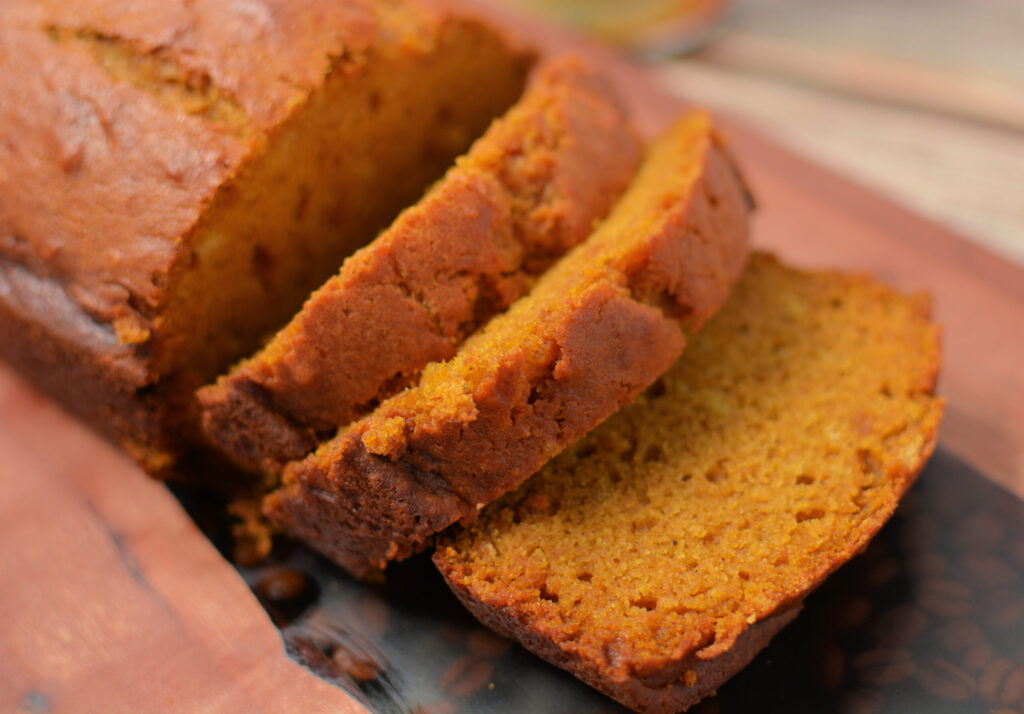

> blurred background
[494,0,1024,266]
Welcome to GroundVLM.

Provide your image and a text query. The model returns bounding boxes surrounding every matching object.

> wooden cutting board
[1,4,1021,712]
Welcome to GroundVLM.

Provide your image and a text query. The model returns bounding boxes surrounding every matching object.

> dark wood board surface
[1,4,1022,712]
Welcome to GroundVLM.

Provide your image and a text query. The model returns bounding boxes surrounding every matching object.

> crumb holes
[630,596,658,611]
[631,516,656,533]
[796,474,814,485]
[482,573,495,584]
[608,470,623,485]
[539,585,559,604]
[252,244,274,286]
[620,441,636,461]
[830,297,843,308]
[738,571,751,581]
[681,473,693,482]
[705,462,728,483]
[527,386,541,405]
[880,384,893,397]
[645,378,667,399]
[576,571,593,583]
[643,444,665,463]
[150,269,168,289]
[858,448,884,478]
[525,493,555,514]
[701,531,717,545]
[576,443,598,459]
[368,90,382,112]
[795,507,826,523]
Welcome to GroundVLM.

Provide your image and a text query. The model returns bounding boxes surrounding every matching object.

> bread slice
[0,0,531,474]
[263,111,752,577]
[434,254,943,713]
[196,56,643,479]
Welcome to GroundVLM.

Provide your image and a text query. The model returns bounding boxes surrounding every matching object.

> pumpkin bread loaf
[435,254,944,713]
[264,111,752,577]
[0,0,531,474]
[197,56,643,479]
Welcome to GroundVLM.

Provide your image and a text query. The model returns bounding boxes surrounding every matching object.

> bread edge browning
[436,424,939,712]
[446,573,802,713]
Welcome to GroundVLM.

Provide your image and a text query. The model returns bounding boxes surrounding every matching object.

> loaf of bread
[0,0,531,474]
[196,56,643,479]
[264,111,752,577]
[435,254,944,713]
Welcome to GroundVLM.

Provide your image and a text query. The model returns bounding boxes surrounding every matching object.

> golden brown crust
[263,112,752,577]
[1,0,378,332]
[197,56,643,476]
[433,254,944,713]
[445,573,800,713]
[0,0,532,472]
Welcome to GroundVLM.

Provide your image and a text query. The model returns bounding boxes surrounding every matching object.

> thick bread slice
[435,254,944,713]
[264,111,752,577]
[0,0,531,474]
[197,56,643,478]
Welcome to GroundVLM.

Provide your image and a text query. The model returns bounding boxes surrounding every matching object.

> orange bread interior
[435,254,944,713]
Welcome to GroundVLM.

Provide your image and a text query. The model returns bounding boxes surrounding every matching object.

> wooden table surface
[654,0,1024,266]
[1,2,1022,712]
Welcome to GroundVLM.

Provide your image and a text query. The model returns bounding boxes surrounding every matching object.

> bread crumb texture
[436,253,943,711]
[263,111,751,577]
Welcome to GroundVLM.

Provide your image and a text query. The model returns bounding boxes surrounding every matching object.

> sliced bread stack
[262,109,752,577]
[198,56,644,479]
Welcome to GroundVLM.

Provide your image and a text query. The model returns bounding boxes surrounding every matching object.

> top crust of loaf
[263,111,752,577]
[0,0,384,333]
[196,55,643,477]
[435,254,944,713]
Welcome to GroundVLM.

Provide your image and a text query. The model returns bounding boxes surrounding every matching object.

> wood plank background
[0,370,365,713]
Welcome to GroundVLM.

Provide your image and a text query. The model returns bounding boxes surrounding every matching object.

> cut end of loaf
[0,0,534,476]
[435,253,944,713]
[156,11,534,390]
